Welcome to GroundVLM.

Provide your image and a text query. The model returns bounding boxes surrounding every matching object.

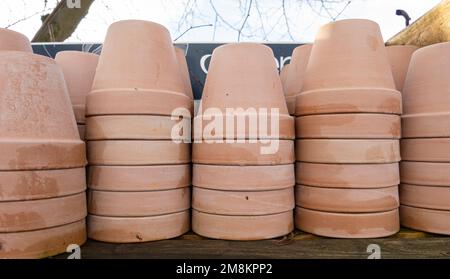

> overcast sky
[0,0,441,43]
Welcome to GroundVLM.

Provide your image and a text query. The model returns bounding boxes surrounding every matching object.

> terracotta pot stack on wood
[283,44,312,115]
[192,43,295,240]
[400,42,450,234]
[85,20,192,243]
[386,45,418,92]
[294,19,401,238]
[55,51,99,140]
[0,30,87,258]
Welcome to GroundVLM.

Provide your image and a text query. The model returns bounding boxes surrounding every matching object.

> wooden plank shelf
[54,229,450,259]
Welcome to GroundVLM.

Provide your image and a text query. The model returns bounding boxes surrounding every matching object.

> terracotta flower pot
[401,162,450,186]
[296,185,399,213]
[296,19,400,116]
[86,115,190,140]
[55,51,99,125]
[400,205,450,235]
[402,42,450,138]
[88,165,191,191]
[88,211,190,243]
[87,140,190,165]
[87,20,192,117]
[78,124,86,141]
[0,52,86,170]
[280,64,290,95]
[401,138,450,162]
[296,162,399,188]
[296,114,400,139]
[0,28,32,52]
[175,47,193,99]
[296,139,400,163]
[194,43,293,140]
[400,184,450,210]
[385,45,418,92]
[192,209,293,240]
[295,207,399,238]
[284,44,312,115]
[0,168,86,202]
[0,220,86,259]
[192,187,294,215]
[88,188,190,217]
[193,164,294,191]
[0,193,86,232]
[193,141,294,165]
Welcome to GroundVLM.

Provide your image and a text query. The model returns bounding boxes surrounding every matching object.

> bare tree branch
[237,0,253,41]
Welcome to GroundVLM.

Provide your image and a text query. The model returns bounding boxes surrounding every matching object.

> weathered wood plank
[386,0,450,47]
[54,229,450,259]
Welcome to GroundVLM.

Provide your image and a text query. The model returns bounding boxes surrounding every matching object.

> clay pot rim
[296,206,399,216]
[298,87,401,97]
[401,204,450,214]
[193,208,293,217]
[323,18,379,27]
[213,42,273,54]
[0,50,57,65]
[88,186,190,194]
[108,19,170,33]
[55,50,100,59]
[412,41,450,57]
[296,184,399,190]
[194,185,294,193]
[90,88,191,99]
[89,210,189,220]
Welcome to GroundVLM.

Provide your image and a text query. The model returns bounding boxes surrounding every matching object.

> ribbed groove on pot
[0,220,86,259]
[295,207,399,238]
[0,168,86,202]
[87,211,190,243]
[400,184,450,211]
[401,138,450,162]
[400,162,450,187]
[400,205,450,235]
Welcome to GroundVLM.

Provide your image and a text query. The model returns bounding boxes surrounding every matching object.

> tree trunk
[32,0,95,42]
[386,0,450,47]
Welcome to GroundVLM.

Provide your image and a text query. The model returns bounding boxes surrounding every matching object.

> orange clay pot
[87,20,192,116]
[78,124,86,140]
[296,113,400,139]
[87,140,190,165]
[400,205,450,235]
[0,219,86,259]
[296,19,400,116]
[88,188,190,217]
[0,168,86,202]
[296,185,399,213]
[400,184,450,211]
[402,43,450,138]
[193,140,294,165]
[296,162,399,188]
[192,187,294,215]
[295,207,399,238]
[175,47,193,99]
[284,44,312,115]
[296,139,400,163]
[0,28,32,52]
[0,52,86,171]
[385,45,418,92]
[193,164,294,191]
[88,211,190,243]
[0,192,86,232]
[280,64,290,96]
[194,43,293,140]
[88,165,191,191]
[85,115,191,140]
[55,51,99,124]
[192,209,293,240]
[401,138,450,162]
[401,162,450,186]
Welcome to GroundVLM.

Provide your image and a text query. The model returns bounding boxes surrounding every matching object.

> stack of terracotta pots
[192,43,295,240]
[400,42,450,234]
[0,29,87,258]
[55,51,99,140]
[283,44,312,115]
[294,19,401,238]
[386,45,418,92]
[85,20,192,243]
